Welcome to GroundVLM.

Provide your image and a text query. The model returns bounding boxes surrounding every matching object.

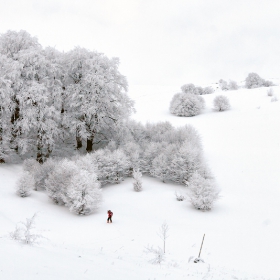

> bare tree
[10,213,44,245]
[158,221,169,254]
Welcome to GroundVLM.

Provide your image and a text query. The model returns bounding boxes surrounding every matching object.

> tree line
[0,30,134,163]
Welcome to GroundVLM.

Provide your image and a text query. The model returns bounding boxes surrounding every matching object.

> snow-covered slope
[1,85,280,279]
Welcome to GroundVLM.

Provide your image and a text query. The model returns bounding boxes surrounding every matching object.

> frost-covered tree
[213,95,231,111]
[141,142,167,174]
[169,141,202,184]
[0,30,134,162]
[170,93,205,117]
[245,72,273,89]
[0,30,64,162]
[133,169,143,192]
[16,171,35,197]
[64,47,134,152]
[121,141,142,175]
[151,153,170,183]
[188,172,219,210]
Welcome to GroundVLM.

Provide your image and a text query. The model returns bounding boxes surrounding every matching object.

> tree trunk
[76,136,82,149]
[36,134,44,164]
[0,130,5,163]
[86,137,93,153]
[10,102,20,152]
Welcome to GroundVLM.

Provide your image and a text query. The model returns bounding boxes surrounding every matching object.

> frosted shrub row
[18,121,219,211]
[19,157,102,215]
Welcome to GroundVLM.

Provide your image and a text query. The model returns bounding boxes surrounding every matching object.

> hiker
[107,210,113,223]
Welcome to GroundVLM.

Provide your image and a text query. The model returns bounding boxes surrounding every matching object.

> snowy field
[1,84,280,279]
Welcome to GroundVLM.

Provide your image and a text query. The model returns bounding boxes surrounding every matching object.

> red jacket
[108,211,113,217]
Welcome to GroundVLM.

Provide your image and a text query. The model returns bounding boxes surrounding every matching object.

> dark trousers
[107,216,112,223]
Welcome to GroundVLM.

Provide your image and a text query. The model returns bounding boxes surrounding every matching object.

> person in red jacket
[107,210,113,223]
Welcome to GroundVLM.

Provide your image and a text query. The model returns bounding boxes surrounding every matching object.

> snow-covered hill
[1,85,280,279]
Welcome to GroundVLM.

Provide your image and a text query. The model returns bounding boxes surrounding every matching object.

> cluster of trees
[245,73,273,89]
[17,121,220,211]
[181,83,214,95]
[219,73,274,91]
[0,30,134,163]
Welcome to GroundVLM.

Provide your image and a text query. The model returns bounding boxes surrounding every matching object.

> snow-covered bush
[267,88,274,96]
[228,80,238,90]
[175,191,185,201]
[22,158,40,174]
[92,148,130,185]
[133,169,143,192]
[245,72,273,89]
[170,93,205,117]
[271,95,278,102]
[181,83,214,95]
[202,86,214,95]
[188,172,219,211]
[45,157,102,214]
[33,158,58,190]
[219,79,228,91]
[213,95,231,111]
[16,171,35,197]
[64,170,102,215]
[181,83,197,94]
[219,79,238,91]
[45,159,78,205]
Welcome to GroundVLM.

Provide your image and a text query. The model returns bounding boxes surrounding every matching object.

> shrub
[16,171,35,197]
[181,83,196,94]
[45,158,102,214]
[65,170,102,215]
[267,88,274,96]
[213,95,231,111]
[219,79,238,91]
[175,191,185,201]
[170,93,205,117]
[271,96,278,102]
[92,149,130,185]
[188,172,219,211]
[202,86,214,95]
[45,159,78,205]
[219,79,228,90]
[228,80,238,90]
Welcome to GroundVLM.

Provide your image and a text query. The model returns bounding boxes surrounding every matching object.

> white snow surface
[1,85,280,279]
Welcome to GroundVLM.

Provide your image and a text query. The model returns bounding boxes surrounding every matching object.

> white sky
[1,0,280,86]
